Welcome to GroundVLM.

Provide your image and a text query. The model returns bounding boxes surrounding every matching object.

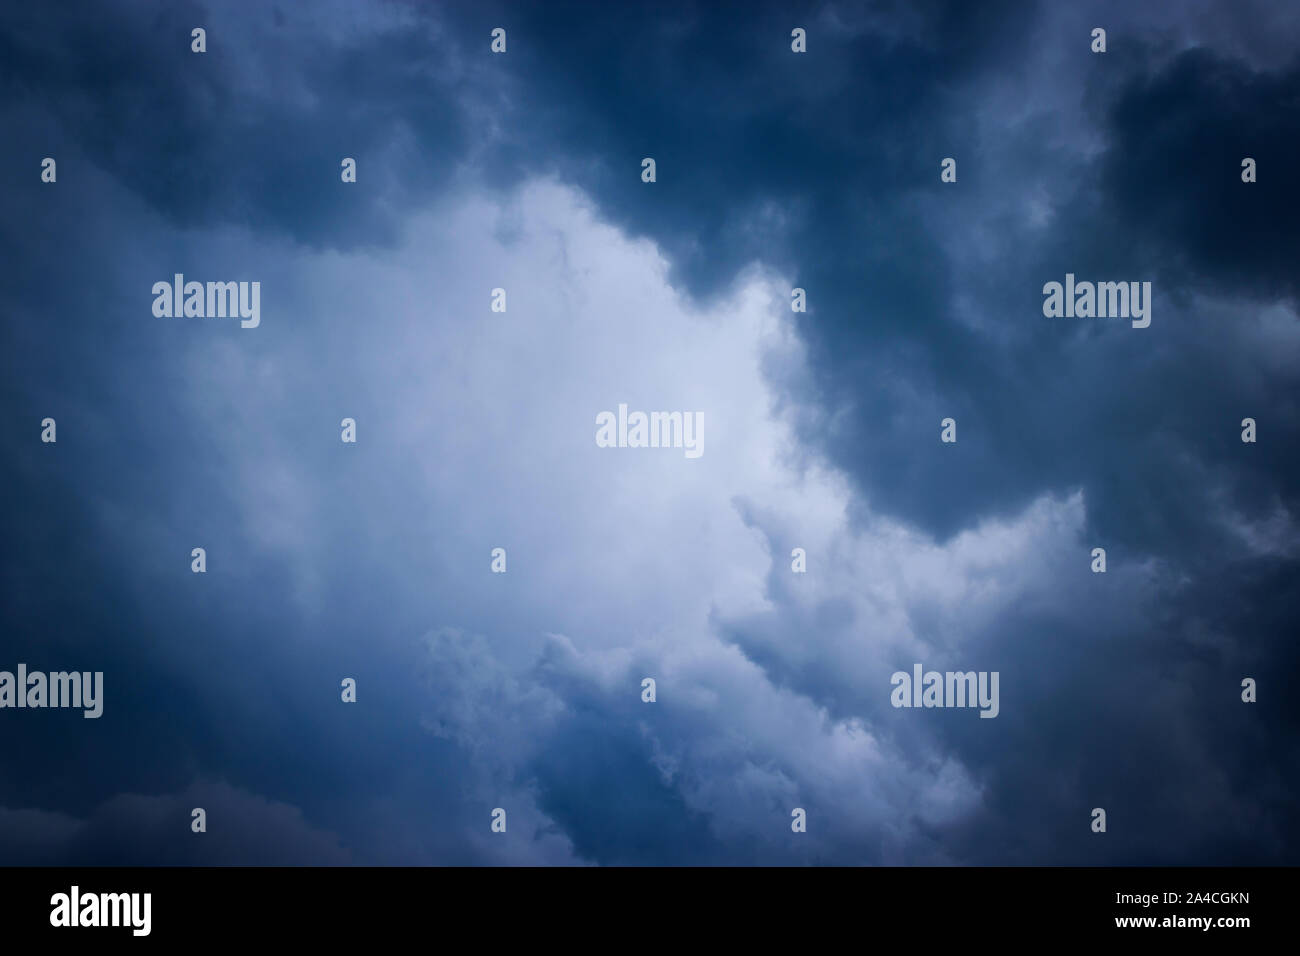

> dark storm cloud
[456,0,1299,549]
[435,0,1300,862]
[527,705,722,866]
[0,0,478,251]
[1,0,1297,867]
[0,782,352,865]
[1101,47,1300,301]
[0,384,483,861]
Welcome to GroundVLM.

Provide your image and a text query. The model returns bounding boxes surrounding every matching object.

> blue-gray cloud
[1,0,1296,866]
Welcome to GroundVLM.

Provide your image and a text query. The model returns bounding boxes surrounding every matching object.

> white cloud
[180,177,1092,861]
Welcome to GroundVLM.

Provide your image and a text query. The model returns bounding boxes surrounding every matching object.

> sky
[0,0,1297,865]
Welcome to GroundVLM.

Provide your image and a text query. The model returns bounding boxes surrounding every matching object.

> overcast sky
[1,0,1297,865]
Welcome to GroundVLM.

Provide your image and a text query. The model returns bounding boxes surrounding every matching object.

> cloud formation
[0,0,1296,865]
